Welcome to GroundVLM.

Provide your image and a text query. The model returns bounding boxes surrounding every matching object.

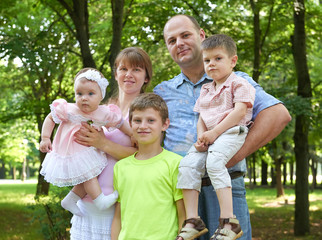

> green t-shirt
[113,148,183,240]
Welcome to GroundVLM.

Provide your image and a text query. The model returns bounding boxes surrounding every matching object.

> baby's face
[75,78,102,114]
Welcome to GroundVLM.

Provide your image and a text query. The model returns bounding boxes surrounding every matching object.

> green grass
[0,181,321,240]
[0,181,43,240]
[246,186,322,240]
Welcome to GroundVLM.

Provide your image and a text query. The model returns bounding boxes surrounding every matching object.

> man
[154,14,291,240]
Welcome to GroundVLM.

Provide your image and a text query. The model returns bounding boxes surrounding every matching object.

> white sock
[93,191,118,211]
[61,191,83,216]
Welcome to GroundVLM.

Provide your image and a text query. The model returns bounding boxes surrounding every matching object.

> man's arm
[111,202,121,240]
[226,103,291,168]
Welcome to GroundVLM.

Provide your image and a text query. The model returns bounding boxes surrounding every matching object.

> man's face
[163,16,205,68]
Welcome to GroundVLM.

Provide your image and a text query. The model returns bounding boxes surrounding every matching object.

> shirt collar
[203,72,235,91]
[175,72,212,88]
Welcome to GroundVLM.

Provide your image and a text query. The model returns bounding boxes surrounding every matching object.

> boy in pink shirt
[176,34,255,240]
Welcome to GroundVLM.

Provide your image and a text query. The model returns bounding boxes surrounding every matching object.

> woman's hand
[74,122,106,149]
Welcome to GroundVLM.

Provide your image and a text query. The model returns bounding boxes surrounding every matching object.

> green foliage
[0,0,321,199]
[33,186,71,240]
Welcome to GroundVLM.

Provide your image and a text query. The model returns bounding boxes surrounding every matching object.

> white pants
[177,126,248,191]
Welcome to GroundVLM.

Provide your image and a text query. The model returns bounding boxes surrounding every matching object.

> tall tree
[106,0,125,97]
[56,0,96,68]
[291,0,312,235]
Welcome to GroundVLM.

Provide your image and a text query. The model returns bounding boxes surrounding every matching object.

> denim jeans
[197,176,252,240]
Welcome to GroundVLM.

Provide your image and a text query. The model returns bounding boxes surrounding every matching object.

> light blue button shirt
[154,71,281,173]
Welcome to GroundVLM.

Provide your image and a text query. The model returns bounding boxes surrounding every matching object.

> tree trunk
[249,0,261,83]
[0,160,5,179]
[36,115,50,196]
[290,162,294,185]
[246,158,253,189]
[72,0,96,68]
[21,157,26,181]
[261,160,268,185]
[270,166,276,187]
[26,158,30,179]
[106,0,125,98]
[283,162,287,185]
[309,151,319,190]
[252,153,256,185]
[291,0,312,235]
[12,166,16,180]
[57,0,96,68]
[36,150,50,195]
[276,157,284,197]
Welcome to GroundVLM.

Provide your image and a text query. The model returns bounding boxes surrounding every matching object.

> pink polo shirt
[194,72,255,131]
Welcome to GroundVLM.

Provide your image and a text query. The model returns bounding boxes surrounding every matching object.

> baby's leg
[84,177,118,211]
[61,184,85,216]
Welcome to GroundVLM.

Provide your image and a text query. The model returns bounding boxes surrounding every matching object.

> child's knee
[206,151,227,172]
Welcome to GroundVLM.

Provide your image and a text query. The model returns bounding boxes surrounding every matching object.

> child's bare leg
[216,187,234,230]
[83,177,102,200]
[84,177,118,211]
[72,183,87,199]
[61,184,85,216]
[177,189,208,240]
[182,189,199,228]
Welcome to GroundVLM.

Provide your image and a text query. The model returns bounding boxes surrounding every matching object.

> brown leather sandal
[175,217,208,240]
[210,217,243,240]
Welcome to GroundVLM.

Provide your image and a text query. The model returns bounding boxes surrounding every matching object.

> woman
[70,47,153,240]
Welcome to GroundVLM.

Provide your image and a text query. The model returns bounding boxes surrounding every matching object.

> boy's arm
[195,116,208,152]
[199,102,247,145]
[39,113,55,153]
[226,103,291,168]
[176,199,186,233]
[111,202,121,240]
[196,115,207,139]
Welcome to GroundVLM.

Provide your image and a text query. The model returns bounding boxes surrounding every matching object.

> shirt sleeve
[102,104,124,128]
[235,71,282,119]
[232,78,256,109]
[193,97,201,113]
[113,163,120,202]
[172,156,183,202]
[50,99,68,123]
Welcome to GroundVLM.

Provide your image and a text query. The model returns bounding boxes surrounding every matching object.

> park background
[0,0,321,239]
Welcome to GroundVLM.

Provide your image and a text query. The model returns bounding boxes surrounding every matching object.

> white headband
[75,69,109,99]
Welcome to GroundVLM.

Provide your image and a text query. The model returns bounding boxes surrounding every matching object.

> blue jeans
[197,176,252,240]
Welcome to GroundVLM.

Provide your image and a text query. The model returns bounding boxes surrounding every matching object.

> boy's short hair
[201,34,237,57]
[129,93,169,123]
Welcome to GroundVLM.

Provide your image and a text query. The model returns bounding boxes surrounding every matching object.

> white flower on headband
[75,69,109,99]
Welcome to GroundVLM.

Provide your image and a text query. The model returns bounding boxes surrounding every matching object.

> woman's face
[115,60,148,95]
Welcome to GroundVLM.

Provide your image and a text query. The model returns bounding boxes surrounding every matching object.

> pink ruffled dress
[40,99,124,187]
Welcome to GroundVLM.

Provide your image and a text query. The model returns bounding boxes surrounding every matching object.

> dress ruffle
[70,201,114,240]
[40,147,108,187]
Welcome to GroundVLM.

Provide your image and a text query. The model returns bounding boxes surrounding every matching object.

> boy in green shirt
[111,93,185,240]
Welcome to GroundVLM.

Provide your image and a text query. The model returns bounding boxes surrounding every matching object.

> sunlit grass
[0,181,321,240]
[246,186,322,240]
[0,181,42,240]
